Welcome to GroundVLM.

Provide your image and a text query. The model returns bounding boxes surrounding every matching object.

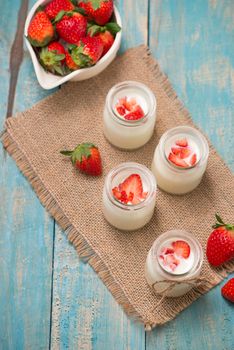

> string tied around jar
[151,276,208,310]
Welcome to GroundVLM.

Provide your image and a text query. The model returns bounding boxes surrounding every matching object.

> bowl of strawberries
[24,0,122,89]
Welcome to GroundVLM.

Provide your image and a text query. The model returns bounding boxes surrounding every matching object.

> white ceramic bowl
[24,0,122,89]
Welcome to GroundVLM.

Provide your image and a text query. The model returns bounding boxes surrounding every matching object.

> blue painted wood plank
[50,1,148,348]
[147,1,234,349]
[0,0,55,348]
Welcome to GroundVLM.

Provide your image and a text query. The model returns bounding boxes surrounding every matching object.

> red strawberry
[78,0,113,25]
[56,11,87,44]
[206,214,234,266]
[176,138,188,147]
[190,153,197,166]
[172,240,190,259]
[171,147,192,159]
[168,153,189,168]
[28,11,54,47]
[45,0,74,20]
[71,36,103,67]
[112,174,147,205]
[40,41,66,75]
[65,51,79,70]
[160,254,180,271]
[95,30,114,55]
[60,142,102,176]
[221,278,234,302]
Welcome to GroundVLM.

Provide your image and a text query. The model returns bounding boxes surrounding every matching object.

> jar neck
[150,230,203,281]
[105,81,156,127]
[104,162,157,210]
[158,126,209,173]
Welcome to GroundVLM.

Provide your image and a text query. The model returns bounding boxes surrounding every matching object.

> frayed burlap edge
[1,45,234,330]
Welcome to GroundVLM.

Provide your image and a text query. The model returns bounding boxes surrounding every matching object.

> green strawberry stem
[60,143,97,164]
[212,214,234,230]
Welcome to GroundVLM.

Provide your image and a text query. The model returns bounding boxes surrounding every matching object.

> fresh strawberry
[55,11,87,44]
[221,278,234,302]
[28,10,54,47]
[171,147,192,159]
[172,240,190,259]
[176,138,188,147]
[65,51,79,70]
[190,153,197,166]
[40,41,66,75]
[88,22,121,55]
[71,36,103,67]
[45,0,75,20]
[168,153,188,168]
[78,0,113,25]
[112,174,148,205]
[206,214,234,266]
[60,142,102,176]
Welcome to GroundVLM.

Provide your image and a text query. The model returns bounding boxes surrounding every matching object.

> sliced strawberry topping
[165,248,175,255]
[168,153,189,168]
[176,138,188,147]
[190,153,197,166]
[116,105,125,116]
[115,97,145,120]
[162,254,180,271]
[172,240,190,259]
[112,174,148,205]
[171,147,192,159]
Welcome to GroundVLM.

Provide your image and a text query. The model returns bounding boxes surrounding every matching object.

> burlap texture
[2,46,234,330]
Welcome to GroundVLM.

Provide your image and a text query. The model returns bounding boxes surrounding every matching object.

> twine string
[151,276,207,310]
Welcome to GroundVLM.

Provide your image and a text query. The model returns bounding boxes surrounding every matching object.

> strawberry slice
[172,240,190,259]
[112,173,147,205]
[124,105,144,121]
[163,254,180,271]
[190,153,197,166]
[171,147,192,159]
[116,105,125,116]
[168,153,189,168]
[176,138,188,147]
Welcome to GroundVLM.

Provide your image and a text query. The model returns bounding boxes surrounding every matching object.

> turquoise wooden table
[1,1,233,349]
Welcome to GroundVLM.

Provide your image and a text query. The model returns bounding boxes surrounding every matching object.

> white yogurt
[151,126,209,194]
[145,230,203,297]
[102,162,157,231]
[103,81,157,150]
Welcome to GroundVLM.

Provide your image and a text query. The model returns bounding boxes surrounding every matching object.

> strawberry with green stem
[40,41,66,75]
[28,10,54,47]
[206,214,234,266]
[55,10,87,44]
[60,142,102,176]
[45,0,75,20]
[78,0,113,25]
[70,36,103,67]
[88,22,121,55]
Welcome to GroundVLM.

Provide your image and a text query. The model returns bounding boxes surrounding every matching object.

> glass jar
[145,230,204,297]
[151,126,209,194]
[103,81,157,150]
[102,162,157,231]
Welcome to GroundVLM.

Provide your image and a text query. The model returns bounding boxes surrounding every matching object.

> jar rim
[106,81,157,127]
[104,162,157,210]
[159,126,209,172]
[150,229,204,281]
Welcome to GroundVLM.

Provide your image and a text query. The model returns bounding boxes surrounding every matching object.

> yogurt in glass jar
[151,126,209,194]
[103,81,157,150]
[145,230,204,297]
[102,162,157,231]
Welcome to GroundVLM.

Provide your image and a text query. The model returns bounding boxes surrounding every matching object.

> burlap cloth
[1,46,234,330]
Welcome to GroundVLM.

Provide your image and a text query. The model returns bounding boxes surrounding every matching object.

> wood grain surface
[0,0,233,349]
